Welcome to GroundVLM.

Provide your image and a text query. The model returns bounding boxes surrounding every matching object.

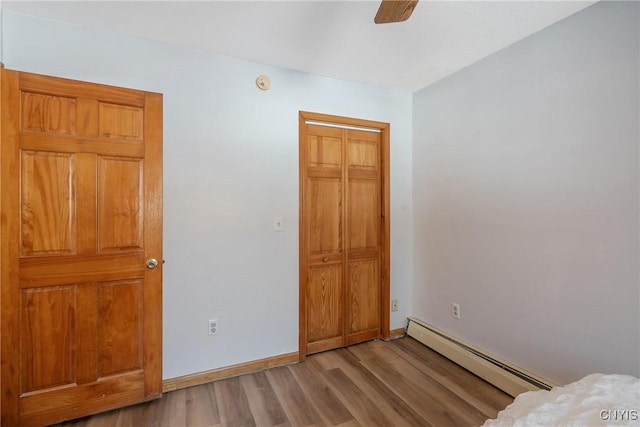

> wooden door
[0,69,163,426]
[299,111,390,357]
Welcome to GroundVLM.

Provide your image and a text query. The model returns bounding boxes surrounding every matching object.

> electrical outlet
[208,319,218,335]
[451,303,460,319]
[391,299,398,312]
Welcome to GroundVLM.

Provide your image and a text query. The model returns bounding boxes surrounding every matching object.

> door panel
[20,286,75,393]
[1,69,163,426]
[300,112,389,357]
[308,132,341,168]
[348,137,378,170]
[98,280,143,377]
[308,178,342,255]
[98,102,144,140]
[348,180,379,251]
[346,259,380,343]
[97,157,143,251]
[21,92,77,135]
[306,265,343,353]
[20,151,76,256]
[345,129,381,345]
[304,123,346,353]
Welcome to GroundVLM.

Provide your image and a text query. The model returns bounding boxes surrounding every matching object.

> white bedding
[483,374,640,427]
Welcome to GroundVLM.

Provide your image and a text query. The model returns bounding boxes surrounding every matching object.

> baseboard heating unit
[407,317,556,397]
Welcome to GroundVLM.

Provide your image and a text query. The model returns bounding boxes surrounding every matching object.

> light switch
[274,216,283,232]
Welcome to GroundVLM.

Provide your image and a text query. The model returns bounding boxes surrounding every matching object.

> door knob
[146,258,159,269]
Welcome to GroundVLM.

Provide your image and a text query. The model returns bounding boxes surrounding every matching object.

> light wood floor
[52,337,513,427]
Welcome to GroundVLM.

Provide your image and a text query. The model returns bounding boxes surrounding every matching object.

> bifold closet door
[300,112,388,356]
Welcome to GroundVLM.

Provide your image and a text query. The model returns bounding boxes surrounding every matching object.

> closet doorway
[299,111,390,358]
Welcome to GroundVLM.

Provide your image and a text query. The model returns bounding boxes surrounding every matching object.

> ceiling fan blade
[375,0,419,24]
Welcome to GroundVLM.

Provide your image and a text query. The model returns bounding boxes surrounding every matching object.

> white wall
[413,1,639,385]
[2,11,413,380]
[0,1,3,63]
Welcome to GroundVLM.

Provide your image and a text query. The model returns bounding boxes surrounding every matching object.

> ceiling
[3,1,596,92]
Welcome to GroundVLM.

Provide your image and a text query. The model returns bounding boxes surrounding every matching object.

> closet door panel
[300,113,388,357]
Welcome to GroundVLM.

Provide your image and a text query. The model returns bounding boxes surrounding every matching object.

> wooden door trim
[298,111,391,361]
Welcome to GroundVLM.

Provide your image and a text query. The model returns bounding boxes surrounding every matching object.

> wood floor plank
[51,337,513,427]
[264,366,324,427]
[154,387,187,427]
[185,382,221,426]
[395,336,513,411]
[214,376,256,427]
[387,337,512,419]
[288,358,356,426]
[357,349,486,426]
[114,401,161,427]
[327,349,430,427]
[240,371,291,427]
[363,341,495,419]
[321,367,394,427]
[70,409,120,427]
[334,421,360,427]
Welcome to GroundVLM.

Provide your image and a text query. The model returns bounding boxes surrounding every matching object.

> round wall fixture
[256,75,271,91]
